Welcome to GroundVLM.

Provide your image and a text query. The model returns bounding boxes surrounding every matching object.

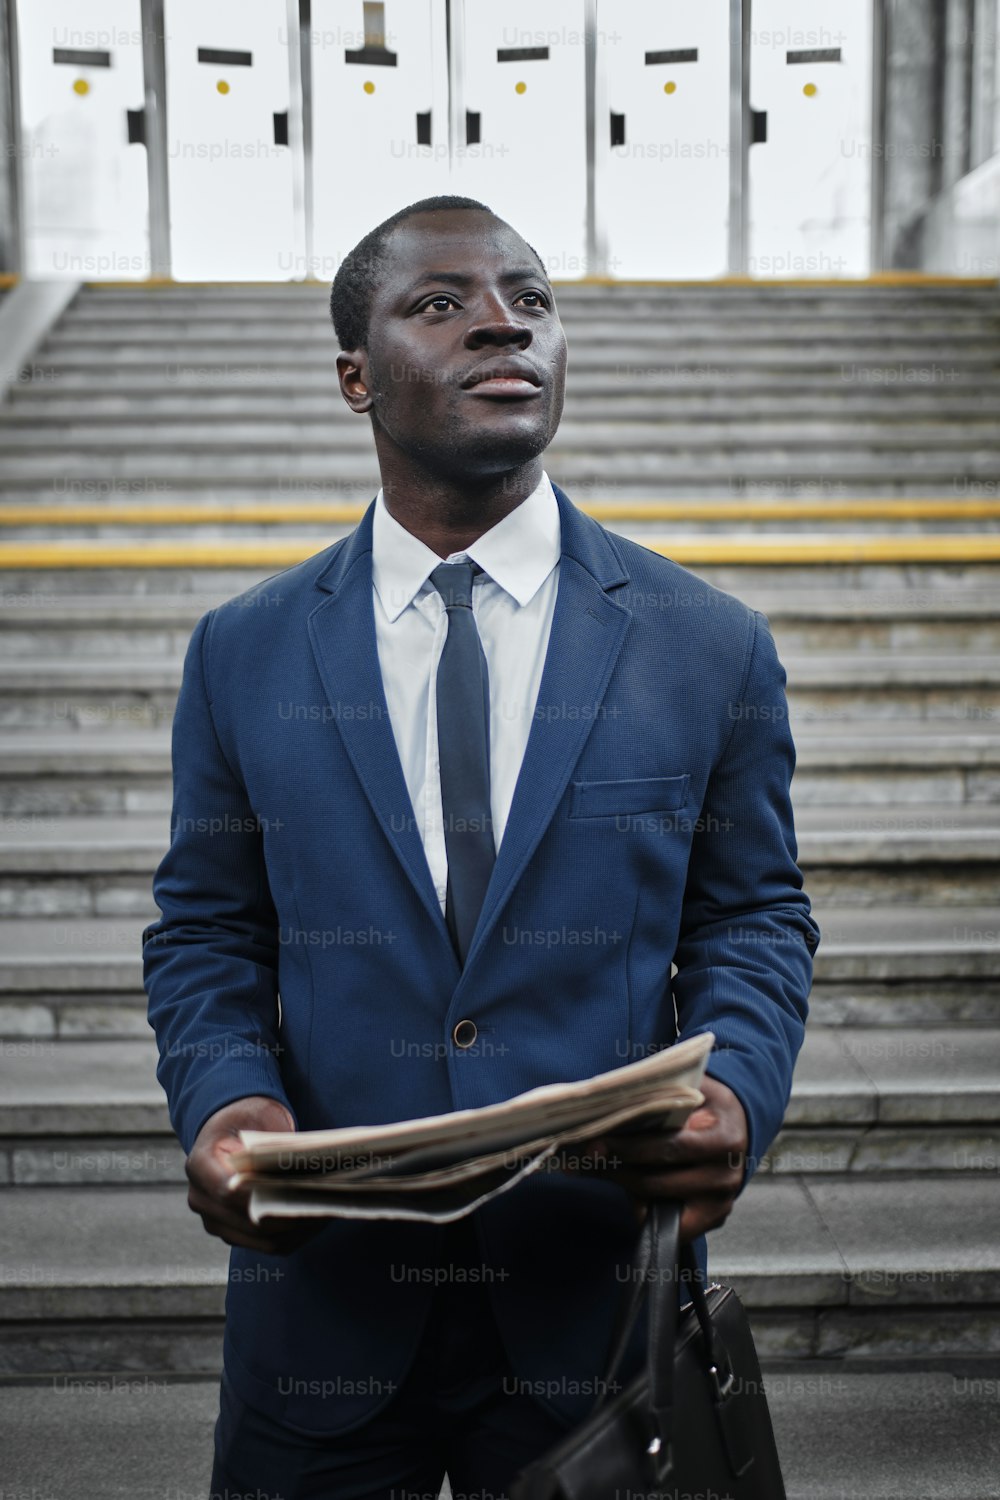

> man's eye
[424,294,458,311]
[517,291,549,309]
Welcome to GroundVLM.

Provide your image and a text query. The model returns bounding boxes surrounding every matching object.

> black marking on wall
[197,48,253,66]
[344,45,397,65]
[497,47,549,62]
[53,48,111,67]
[787,48,842,64]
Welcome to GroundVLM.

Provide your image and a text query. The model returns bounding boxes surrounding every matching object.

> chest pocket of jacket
[568,774,691,819]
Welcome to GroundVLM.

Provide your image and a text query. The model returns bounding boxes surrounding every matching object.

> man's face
[345,210,567,481]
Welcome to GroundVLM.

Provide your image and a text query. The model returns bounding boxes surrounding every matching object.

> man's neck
[379,461,543,559]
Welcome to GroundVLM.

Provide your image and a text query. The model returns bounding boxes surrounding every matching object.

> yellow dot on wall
[803,82,818,97]
[515,81,527,94]
[664,80,677,94]
[363,80,375,94]
[217,79,230,94]
[73,78,89,96]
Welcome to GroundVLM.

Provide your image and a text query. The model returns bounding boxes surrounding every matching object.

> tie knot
[430,560,483,610]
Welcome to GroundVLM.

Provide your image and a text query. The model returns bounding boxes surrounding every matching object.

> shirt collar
[371,470,561,623]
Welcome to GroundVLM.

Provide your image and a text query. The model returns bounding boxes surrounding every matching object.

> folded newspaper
[229,1031,715,1225]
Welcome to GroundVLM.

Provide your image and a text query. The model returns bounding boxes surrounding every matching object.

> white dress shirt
[371,470,562,917]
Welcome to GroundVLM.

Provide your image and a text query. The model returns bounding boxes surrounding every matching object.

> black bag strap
[644,1202,682,1473]
[597,1206,661,1399]
[596,1201,738,1485]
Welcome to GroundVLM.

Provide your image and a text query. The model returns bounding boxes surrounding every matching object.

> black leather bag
[510,1201,786,1500]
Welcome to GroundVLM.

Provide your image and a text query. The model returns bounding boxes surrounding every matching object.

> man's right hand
[185,1095,322,1256]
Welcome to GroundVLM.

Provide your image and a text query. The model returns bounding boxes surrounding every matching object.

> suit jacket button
[453,1019,478,1049]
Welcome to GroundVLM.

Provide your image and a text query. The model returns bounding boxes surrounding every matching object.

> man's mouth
[461,359,543,399]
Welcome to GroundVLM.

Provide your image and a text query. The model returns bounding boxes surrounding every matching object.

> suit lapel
[307,504,452,943]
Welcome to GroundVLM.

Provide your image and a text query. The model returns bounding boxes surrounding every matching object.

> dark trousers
[209,1221,573,1500]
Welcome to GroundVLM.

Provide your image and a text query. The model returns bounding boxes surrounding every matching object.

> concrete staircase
[2,280,1000,1498]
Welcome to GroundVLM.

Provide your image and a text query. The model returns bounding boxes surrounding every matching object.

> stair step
[2,559,998,594]
[0,1380,220,1500]
[5,581,999,615]
[8,1120,1000,1183]
[54,316,1000,342]
[39,322,1000,350]
[1,652,998,688]
[18,617,1000,655]
[0,1039,167,1135]
[0,1184,228,1324]
[56,300,1000,327]
[787,1028,1000,1125]
[0,906,996,1019]
[4,586,1000,657]
[6,479,1000,505]
[2,722,999,822]
[772,1369,1000,1500]
[38,319,1000,345]
[712,1175,1000,1318]
[7,460,1000,490]
[1,1007,998,1156]
[808,906,1000,979]
[3,1371,998,1500]
[4,1133,186,1185]
[12,391,1000,421]
[0,651,995,730]
[74,280,1000,298]
[5,983,997,1040]
[4,806,1000,868]
[7,420,1000,451]
[0,1176,995,1363]
[1,807,997,916]
[6,519,999,545]
[18,370,1000,402]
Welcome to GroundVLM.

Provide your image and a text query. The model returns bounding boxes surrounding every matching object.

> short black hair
[329,194,547,352]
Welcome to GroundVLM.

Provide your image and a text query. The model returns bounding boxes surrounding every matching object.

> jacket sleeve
[142,610,296,1154]
[672,608,820,1188]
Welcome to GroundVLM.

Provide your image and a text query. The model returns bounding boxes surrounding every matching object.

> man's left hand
[570,1075,749,1244]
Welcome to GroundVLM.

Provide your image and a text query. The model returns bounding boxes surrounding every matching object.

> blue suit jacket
[144,482,819,1434]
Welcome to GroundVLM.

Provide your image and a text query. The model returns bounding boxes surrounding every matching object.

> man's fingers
[611,1170,743,1206]
[678,1197,736,1243]
[597,1127,726,1169]
[182,1099,304,1251]
[192,1198,317,1256]
[185,1147,242,1197]
[569,1151,744,1193]
[187,1180,285,1241]
[187,1174,326,1254]
[187,1181,258,1236]
[575,1113,744,1174]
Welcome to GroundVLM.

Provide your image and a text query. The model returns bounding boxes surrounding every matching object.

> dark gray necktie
[429,560,495,965]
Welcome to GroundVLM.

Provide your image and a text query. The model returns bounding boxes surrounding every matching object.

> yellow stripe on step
[2,499,1000,527]
[3,536,1000,568]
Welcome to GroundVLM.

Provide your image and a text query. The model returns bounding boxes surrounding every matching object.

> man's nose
[463,294,532,347]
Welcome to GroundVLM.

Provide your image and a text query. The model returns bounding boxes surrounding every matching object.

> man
[144,195,819,1500]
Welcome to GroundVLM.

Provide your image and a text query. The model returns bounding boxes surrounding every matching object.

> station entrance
[11,0,877,280]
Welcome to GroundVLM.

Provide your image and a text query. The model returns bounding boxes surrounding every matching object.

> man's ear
[336,350,373,413]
